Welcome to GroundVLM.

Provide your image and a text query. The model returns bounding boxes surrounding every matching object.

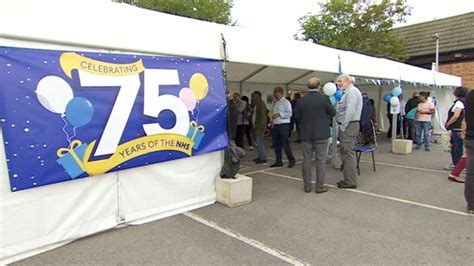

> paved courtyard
[15,134,473,265]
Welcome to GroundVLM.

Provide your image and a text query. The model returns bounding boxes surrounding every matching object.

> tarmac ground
[14,134,474,265]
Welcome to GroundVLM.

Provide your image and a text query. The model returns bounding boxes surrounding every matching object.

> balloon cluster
[383,86,403,106]
[178,73,209,117]
[323,82,343,106]
[36,76,94,142]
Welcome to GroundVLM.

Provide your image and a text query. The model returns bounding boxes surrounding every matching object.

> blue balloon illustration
[392,86,402,97]
[383,93,393,103]
[334,89,344,101]
[65,97,94,127]
[330,95,337,105]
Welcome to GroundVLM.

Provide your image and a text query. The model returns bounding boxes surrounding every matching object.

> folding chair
[356,121,377,175]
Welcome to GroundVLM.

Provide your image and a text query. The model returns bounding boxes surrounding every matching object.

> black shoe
[270,162,283,168]
[315,186,329,194]
[287,159,296,168]
[253,157,259,162]
[337,181,357,189]
[304,185,311,193]
[255,159,267,164]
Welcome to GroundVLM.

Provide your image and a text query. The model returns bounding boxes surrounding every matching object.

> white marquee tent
[0,0,461,263]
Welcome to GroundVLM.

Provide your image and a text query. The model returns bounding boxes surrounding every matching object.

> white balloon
[36,76,73,114]
[323,82,337,96]
[427,97,433,103]
[390,96,399,106]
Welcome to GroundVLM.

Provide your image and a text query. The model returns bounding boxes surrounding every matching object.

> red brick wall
[439,60,474,88]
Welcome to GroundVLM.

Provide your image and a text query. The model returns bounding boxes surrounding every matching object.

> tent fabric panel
[118,151,221,225]
[222,27,340,73]
[339,51,400,80]
[0,130,119,264]
[434,71,462,87]
[226,62,265,82]
[246,66,312,84]
[0,1,223,60]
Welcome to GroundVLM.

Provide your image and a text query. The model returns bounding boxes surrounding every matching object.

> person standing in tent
[226,90,238,140]
[270,86,296,168]
[405,92,420,142]
[295,77,336,193]
[251,91,268,164]
[290,93,301,143]
[463,89,474,214]
[369,98,377,129]
[415,91,435,151]
[241,95,254,151]
[359,93,375,146]
[336,74,363,189]
[233,92,250,149]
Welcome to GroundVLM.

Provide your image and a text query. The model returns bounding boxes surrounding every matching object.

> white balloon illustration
[36,76,74,115]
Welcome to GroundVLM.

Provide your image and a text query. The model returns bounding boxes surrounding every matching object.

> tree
[297,0,411,60]
[122,0,233,25]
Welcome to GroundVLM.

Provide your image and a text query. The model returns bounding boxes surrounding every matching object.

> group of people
[227,74,363,193]
[227,74,474,214]
[442,86,474,214]
[388,91,436,151]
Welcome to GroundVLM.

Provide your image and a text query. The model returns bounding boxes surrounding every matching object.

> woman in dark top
[463,89,474,214]
[445,87,468,169]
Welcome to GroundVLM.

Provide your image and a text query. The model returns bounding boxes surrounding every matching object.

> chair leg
[371,151,376,172]
[356,151,361,175]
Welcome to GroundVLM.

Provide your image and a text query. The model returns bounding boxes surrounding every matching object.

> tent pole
[377,85,383,132]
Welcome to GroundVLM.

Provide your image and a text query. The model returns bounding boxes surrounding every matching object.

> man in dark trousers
[270,86,296,168]
[295,77,336,193]
[336,74,362,189]
[463,89,474,214]
[251,91,268,164]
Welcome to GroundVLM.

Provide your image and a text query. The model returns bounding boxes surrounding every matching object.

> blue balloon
[334,89,344,101]
[65,97,94,127]
[383,93,393,103]
[392,86,402,97]
[330,95,337,105]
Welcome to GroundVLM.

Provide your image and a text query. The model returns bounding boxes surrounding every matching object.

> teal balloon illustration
[65,97,94,127]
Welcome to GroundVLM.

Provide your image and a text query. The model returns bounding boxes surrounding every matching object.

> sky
[231,0,474,40]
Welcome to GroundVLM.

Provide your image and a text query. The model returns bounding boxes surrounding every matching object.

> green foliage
[123,0,233,25]
[298,0,411,60]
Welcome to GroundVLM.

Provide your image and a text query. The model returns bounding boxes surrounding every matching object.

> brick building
[393,12,474,88]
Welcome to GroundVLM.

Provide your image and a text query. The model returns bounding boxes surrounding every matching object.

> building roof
[393,12,474,58]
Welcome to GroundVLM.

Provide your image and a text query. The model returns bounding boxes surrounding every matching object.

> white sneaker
[247,146,254,151]
[443,164,454,170]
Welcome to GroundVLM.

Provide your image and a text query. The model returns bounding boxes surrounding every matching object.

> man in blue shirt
[270,86,296,168]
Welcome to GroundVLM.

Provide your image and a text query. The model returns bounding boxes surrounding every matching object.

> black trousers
[235,125,246,148]
[272,123,295,163]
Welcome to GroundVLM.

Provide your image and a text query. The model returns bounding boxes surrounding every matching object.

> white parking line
[183,212,309,266]
[359,160,449,174]
[255,170,472,217]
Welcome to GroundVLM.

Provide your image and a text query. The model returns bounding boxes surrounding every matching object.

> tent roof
[0,0,462,87]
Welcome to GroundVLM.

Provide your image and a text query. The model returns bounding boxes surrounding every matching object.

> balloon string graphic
[68,127,77,143]
[60,115,72,144]
[193,101,201,122]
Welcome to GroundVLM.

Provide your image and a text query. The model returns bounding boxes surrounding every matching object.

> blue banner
[0,46,228,192]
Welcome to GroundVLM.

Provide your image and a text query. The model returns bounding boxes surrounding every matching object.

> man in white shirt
[270,86,296,168]
[336,74,362,189]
